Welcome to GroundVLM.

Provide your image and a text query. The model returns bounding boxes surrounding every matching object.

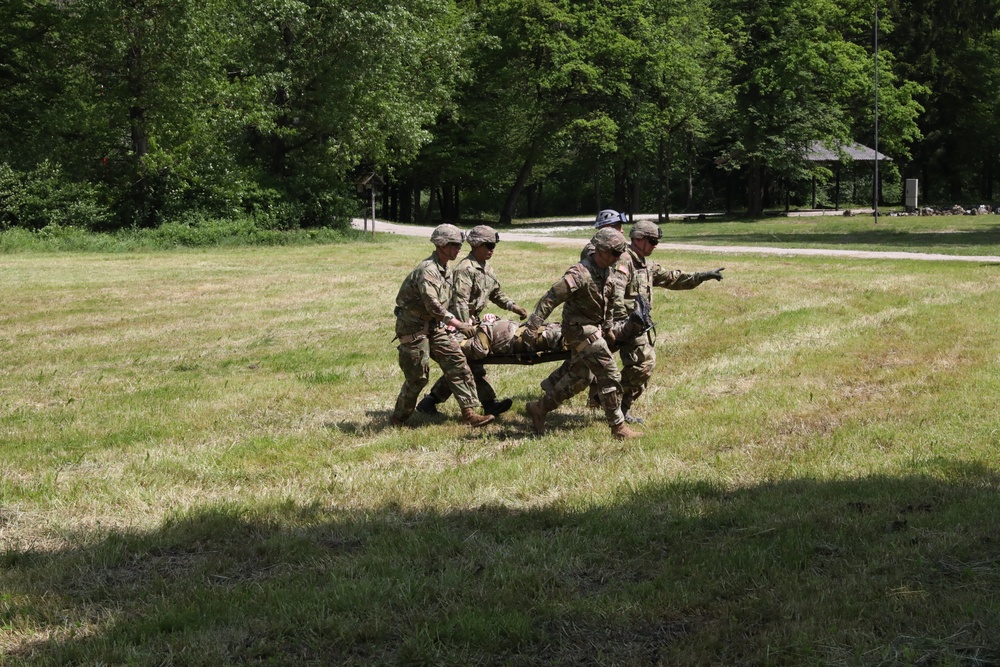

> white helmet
[595,209,627,229]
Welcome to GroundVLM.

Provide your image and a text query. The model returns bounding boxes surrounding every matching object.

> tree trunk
[427,184,436,223]
[659,139,670,222]
[499,151,537,225]
[399,179,413,223]
[627,160,641,218]
[594,169,602,213]
[746,159,765,215]
[614,164,627,212]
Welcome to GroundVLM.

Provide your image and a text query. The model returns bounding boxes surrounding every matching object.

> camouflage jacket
[611,246,703,319]
[394,254,456,336]
[451,255,519,323]
[527,255,624,345]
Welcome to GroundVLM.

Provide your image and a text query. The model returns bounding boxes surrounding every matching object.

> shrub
[0,162,112,230]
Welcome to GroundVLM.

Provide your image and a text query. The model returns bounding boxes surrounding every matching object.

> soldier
[580,209,628,259]
[523,227,642,441]
[416,225,528,417]
[536,209,630,402]
[614,220,724,422]
[389,224,495,428]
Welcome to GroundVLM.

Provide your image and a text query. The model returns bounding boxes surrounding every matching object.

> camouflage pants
[618,332,656,401]
[550,331,654,407]
[540,334,624,427]
[392,327,480,421]
[428,361,497,407]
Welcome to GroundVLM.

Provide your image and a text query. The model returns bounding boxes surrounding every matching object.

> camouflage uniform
[614,244,703,405]
[391,254,481,423]
[461,319,564,360]
[426,252,523,406]
[527,252,627,427]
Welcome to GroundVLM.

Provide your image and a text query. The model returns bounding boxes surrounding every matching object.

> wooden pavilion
[800,140,892,210]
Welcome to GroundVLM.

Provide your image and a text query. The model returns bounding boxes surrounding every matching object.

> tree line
[0,0,996,231]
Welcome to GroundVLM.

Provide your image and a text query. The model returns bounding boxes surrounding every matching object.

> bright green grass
[514,212,1000,256]
[2,238,1000,665]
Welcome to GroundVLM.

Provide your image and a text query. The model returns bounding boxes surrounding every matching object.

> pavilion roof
[804,140,891,162]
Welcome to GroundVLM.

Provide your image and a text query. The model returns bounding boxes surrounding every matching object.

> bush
[0,162,112,230]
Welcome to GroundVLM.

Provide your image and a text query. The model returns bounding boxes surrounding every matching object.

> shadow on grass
[328,397,597,438]
[5,462,1000,665]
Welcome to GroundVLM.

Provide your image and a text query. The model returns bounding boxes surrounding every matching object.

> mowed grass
[518,212,1000,257]
[2,237,1000,665]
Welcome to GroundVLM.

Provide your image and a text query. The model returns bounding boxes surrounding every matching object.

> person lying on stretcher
[459,294,654,365]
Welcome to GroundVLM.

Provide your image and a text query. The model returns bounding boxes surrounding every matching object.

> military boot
[416,395,441,415]
[611,421,642,440]
[526,398,554,435]
[461,407,495,428]
[389,413,410,427]
[587,382,601,409]
[484,398,513,417]
[620,395,644,424]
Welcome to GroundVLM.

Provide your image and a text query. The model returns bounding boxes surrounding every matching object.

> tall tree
[236,0,466,224]
[714,0,920,214]
[885,0,1000,202]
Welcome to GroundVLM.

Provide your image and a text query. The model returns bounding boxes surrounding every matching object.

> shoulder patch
[616,264,629,274]
[564,273,577,289]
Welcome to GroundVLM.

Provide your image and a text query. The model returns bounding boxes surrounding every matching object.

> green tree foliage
[713,0,920,214]
[0,0,464,230]
[886,0,1000,201]
[607,0,732,218]
[0,0,985,228]
[235,0,466,225]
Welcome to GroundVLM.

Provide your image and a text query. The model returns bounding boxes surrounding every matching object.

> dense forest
[0,0,997,230]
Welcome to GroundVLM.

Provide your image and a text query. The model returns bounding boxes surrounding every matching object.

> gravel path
[352,219,1000,263]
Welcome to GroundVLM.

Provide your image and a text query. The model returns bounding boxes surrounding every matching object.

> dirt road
[351,219,1000,263]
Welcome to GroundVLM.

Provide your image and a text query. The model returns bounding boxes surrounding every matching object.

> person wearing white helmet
[523,227,642,441]
[417,225,529,417]
[613,219,724,423]
[579,209,629,260]
[390,224,495,428]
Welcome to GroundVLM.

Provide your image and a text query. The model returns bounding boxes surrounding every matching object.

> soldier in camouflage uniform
[524,227,642,440]
[390,224,495,428]
[614,220,724,423]
[417,225,528,417]
[538,209,629,403]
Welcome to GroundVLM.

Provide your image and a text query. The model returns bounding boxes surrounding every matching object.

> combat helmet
[595,209,627,229]
[591,227,627,253]
[467,225,499,246]
[430,223,465,247]
[629,219,663,240]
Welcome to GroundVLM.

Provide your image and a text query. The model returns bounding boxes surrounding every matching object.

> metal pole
[874,0,880,222]
[370,185,376,235]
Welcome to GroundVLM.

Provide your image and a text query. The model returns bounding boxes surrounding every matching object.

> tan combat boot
[611,421,642,440]
[461,407,495,428]
[525,400,549,435]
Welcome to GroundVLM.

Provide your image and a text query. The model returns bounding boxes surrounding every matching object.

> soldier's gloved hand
[512,304,529,320]
[453,321,476,338]
[695,267,725,282]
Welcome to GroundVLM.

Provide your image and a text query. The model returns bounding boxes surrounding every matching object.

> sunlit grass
[2,238,1000,664]
[512,212,1000,256]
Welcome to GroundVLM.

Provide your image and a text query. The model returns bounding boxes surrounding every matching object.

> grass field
[2,233,1000,665]
[515,212,1000,257]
